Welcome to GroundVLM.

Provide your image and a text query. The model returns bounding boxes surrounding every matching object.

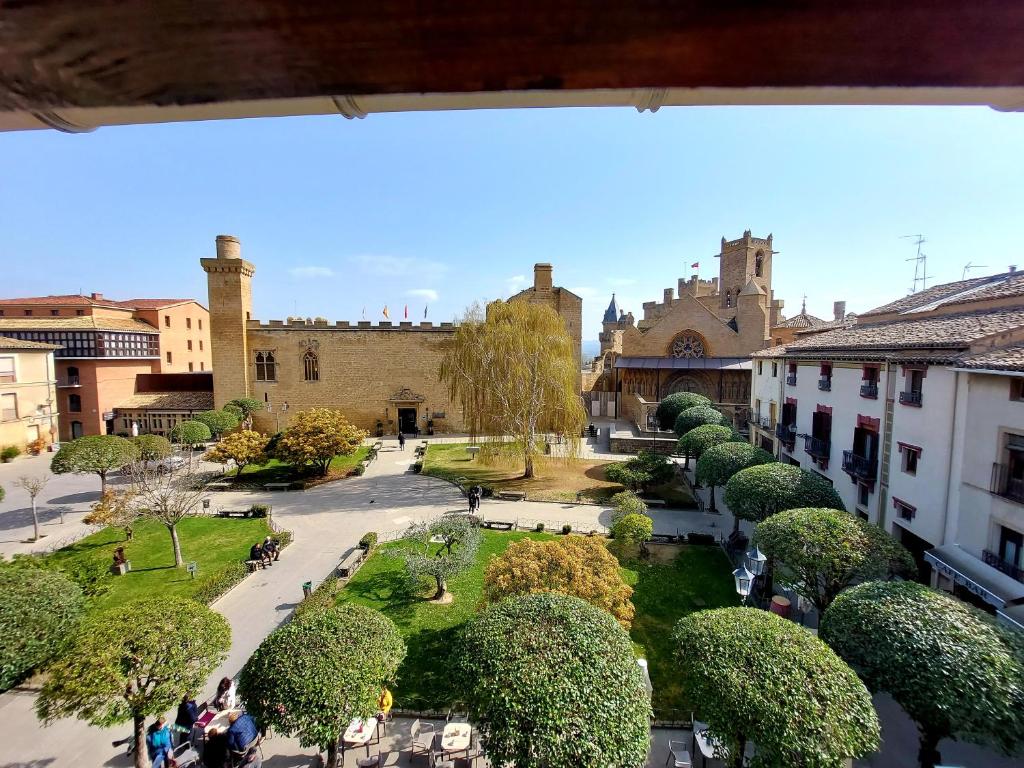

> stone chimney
[90,292,103,300]
[216,234,242,260]
[833,301,846,321]
[533,263,553,292]
[1010,265,1018,273]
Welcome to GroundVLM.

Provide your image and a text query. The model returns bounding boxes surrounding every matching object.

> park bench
[336,549,365,578]
[263,482,293,491]
[207,481,233,491]
[642,498,667,508]
[218,509,251,518]
[481,520,514,531]
[244,559,265,573]
[495,490,527,501]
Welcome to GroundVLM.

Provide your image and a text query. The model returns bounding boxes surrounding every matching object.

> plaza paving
[0,439,1018,767]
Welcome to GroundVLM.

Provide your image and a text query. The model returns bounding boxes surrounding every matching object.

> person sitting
[212,676,236,711]
[145,716,173,768]
[377,685,393,718]
[226,710,260,754]
[262,536,279,561]
[175,693,200,745]
[204,727,229,768]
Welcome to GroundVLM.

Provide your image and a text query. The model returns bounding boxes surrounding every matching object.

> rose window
[671,334,706,359]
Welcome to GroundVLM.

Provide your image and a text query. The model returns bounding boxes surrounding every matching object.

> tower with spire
[598,293,635,355]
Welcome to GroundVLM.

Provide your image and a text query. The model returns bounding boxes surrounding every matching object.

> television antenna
[901,234,932,293]
[962,262,990,280]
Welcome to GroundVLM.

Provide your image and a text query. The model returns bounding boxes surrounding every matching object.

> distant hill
[581,339,600,363]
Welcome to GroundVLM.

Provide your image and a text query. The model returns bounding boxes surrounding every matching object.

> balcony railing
[818,377,832,391]
[842,450,878,481]
[58,376,81,387]
[899,390,923,407]
[775,423,796,444]
[991,463,1024,504]
[860,383,879,399]
[983,549,1024,583]
[804,435,831,460]
[786,374,797,386]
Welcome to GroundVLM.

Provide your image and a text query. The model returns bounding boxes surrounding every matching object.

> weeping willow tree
[440,300,586,478]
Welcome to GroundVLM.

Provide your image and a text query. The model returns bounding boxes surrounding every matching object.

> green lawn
[336,529,736,716]
[43,517,273,611]
[233,446,370,487]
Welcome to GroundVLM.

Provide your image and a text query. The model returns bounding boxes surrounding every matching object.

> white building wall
[751,357,781,423]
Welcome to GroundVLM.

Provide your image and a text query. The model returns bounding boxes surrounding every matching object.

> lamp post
[267,400,289,433]
[733,564,754,605]
[746,545,767,607]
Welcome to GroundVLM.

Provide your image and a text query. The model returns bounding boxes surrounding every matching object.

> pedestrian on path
[398,432,406,451]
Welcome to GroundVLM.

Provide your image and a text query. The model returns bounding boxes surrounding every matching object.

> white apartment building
[750,270,1024,630]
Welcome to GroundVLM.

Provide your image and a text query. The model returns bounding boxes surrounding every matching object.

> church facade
[584,231,783,429]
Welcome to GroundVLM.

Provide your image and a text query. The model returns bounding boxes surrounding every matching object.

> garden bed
[225,446,371,489]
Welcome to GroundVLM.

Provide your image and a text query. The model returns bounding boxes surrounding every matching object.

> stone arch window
[303,348,320,381]
[255,351,277,382]
[755,250,765,277]
[669,331,708,359]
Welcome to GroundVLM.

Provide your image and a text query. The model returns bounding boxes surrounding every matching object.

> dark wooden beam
[2,1,1024,111]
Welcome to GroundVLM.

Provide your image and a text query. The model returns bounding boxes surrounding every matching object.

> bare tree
[15,474,50,541]
[126,462,208,567]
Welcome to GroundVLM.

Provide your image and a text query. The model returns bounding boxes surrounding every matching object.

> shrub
[673,405,729,437]
[612,513,654,549]
[561,524,572,535]
[484,536,635,627]
[132,434,172,462]
[194,409,240,438]
[248,503,271,517]
[193,561,249,604]
[534,522,545,532]
[359,532,378,550]
[605,450,675,492]
[294,575,343,619]
[656,392,712,430]
[676,424,742,463]
[352,463,366,476]
[1,445,21,462]
[724,462,845,526]
[0,567,85,691]
[170,420,212,449]
[460,594,651,768]
[276,408,367,476]
[203,429,269,475]
[26,437,46,456]
[610,489,648,523]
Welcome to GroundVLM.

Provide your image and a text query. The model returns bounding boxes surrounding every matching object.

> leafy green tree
[484,536,635,627]
[460,594,651,768]
[821,581,1024,768]
[276,408,367,476]
[402,517,481,600]
[0,567,85,691]
[239,604,406,768]
[674,607,879,768]
[605,450,675,492]
[131,434,172,462]
[676,424,742,469]
[36,598,230,768]
[223,403,244,420]
[724,463,845,529]
[610,489,648,523]
[695,442,774,516]
[195,409,240,439]
[673,405,729,438]
[755,508,916,613]
[169,419,212,455]
[50,435,139,494]
[656,391,712,430]
[612,513,654,556]
[203,429,269,475]
[227,398,265,428]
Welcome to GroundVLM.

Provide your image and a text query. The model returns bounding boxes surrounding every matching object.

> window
[757,361,763,375]
[186,317,192,330]
[1011,379,1024,402]
[24,309,32,316]
[900,443,921,475]
[771,362,778,377]
[68,393,82,413]
[255,351,277,382]
[164,315,171,327]
[198,318,203,330]
[188,362,194,372]
[0,393,17,421]
[900,367,925,406]
[857,482,870,508]
[199,340,204,351]
[998,526,1024,570]
[50,309,59,316]
[819,363,832,391]
[75,309,84,316]
[187,340,193,351]
[303,349,320,381]
[166,351,172,364]
[0,309,4,316]
[0,357,14,383]
[754,398,761,421]
[200,361,204,371]
[755,250,764,277]
[66,365,79,385]
[894,498,916,521]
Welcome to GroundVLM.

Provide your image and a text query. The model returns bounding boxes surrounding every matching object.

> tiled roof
[775,311,827,330]
[752,344,788,358]
[956,343,1024,373]
[0,337,61,351]
[121,298,199,309]
[794,313,858,334]
[860,272,1023,317]
[0,294,125,308]
[0,317,158,333]
[116,392,214,410]
[781,307,1024,353]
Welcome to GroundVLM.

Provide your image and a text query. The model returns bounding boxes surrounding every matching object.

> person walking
[398,432,406,451]
[145,716,173,768]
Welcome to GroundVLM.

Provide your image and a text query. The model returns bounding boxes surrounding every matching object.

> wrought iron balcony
[842,450,878,481]
[58,376,81,387]
[860,383,878,399]
[983,549,1024,583]
[818,376,831,391]
[991,463,1024,504]
[899,390,923,406]
[804,435,831,460]
[775,423,796,444]
[786,374,797,386]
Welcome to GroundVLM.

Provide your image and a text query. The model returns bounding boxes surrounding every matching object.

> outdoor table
[441,722,472,756]
[343,717,376,757]
[203,708,240,736]
[692,722,725,766]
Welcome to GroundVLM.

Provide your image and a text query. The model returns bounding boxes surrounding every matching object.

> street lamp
[746,546,767,577]
[733,564,754,604]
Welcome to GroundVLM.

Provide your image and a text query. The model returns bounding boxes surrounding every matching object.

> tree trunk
[524,452,535,479]
[325,741,340,768]
[708,484,717,513]
[918,726,943,768]
[434,576,447,600]
[684,453,690,470]
[133,713,147,768]
[30,498,40,541]
[732,513,740,535]
[730,735,746,768]
[168,524,184,567]
[100,470,108,495]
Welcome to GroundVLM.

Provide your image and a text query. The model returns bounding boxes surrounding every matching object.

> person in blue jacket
[145,716,174,768]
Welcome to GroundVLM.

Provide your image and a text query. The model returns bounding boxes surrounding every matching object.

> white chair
[666,739,692,768]
[410,720,436,763]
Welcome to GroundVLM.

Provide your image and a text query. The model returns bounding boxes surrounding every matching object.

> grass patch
[335,529,735,716]
[422,442,624,503]
[42,517,273,612]
[232,446,371,487]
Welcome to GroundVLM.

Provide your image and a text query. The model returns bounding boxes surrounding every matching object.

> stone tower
[509,263,583,378]
[200,235,254,408]
[717,230,773,310]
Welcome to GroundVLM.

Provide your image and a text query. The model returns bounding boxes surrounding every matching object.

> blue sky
[2,105,1022,343]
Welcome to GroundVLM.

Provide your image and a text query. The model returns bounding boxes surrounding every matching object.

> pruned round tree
[227,397,265,427]
[656,391,712,430]
[131,434,172,462]
[724,462,845,528]
[821,580,1024,768]
[460,593,651,768]
[50,435,139,494]
[276,408,367,476]
[676,424,741,469]
[203,429,269,475]
[610,489,648,523]
[694,441,774,516]
[754,508,917,613]
[169,419,212,453]
[239,604,406,768]
[402,516,481,600]
[673,404,729,438]
[674,607,879,768]
[195,408,240,438]
[612,513,654,557]
[484,536,635,627]
[36,598,229,768]
[0,567,85,691]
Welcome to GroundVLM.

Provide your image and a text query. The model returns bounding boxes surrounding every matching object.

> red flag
[404,305,408,319]
[691,262,700,269]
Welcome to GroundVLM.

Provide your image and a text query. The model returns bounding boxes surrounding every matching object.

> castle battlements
[248,319,456,331]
